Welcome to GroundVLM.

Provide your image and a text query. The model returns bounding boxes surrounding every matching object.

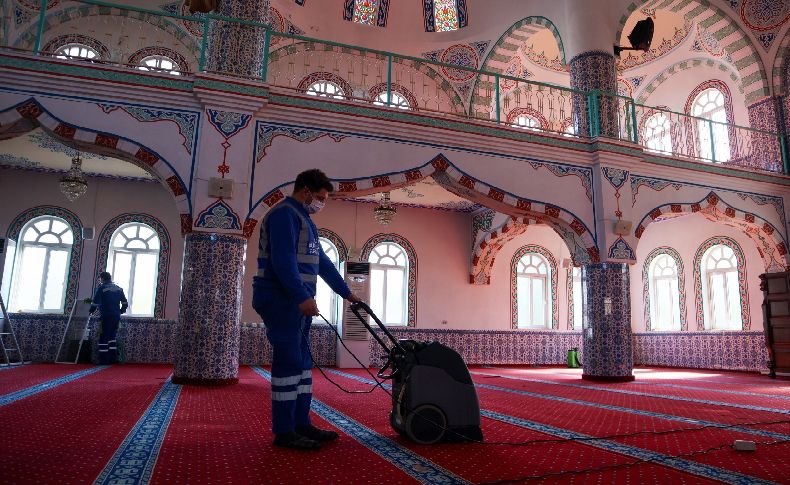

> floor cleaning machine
[349,302,483,445]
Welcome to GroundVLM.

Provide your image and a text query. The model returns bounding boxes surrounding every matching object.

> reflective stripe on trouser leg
[295,318,313,428]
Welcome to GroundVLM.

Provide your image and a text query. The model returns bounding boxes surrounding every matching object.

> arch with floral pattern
[6,206,84,314]
[642,246,687,331]
[693,236,750,331]
[318,228,349,262]
[94,213,172,319]
[510,244,559,330]
[360,233,417,327]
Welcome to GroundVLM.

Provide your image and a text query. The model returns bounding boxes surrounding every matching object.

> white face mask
[305,196,325,214]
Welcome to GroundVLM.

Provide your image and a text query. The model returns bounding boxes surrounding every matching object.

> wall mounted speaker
[82,227,95,240]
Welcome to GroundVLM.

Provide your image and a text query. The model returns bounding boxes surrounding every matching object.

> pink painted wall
[242,198,573,329]
[0,168,184,319]
[631,212,766,332]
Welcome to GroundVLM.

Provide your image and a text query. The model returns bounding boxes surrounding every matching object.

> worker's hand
[346,293,363,303]
[298,298,320,317]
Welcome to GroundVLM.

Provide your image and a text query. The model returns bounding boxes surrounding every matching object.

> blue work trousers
[254,288,313,435]
[98,314,120,365]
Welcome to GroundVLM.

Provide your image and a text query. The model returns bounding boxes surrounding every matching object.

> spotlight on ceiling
[614,17,654,57]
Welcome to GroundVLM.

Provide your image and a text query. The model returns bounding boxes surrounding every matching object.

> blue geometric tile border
[93,378,181,485]
[252,367,468,485]
[0,366,107,407]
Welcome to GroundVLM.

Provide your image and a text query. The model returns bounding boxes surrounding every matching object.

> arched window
[643,112,673,154]
[137,55,181,75]
[571,267,582,330]
[512,114,541,131]
[298,73,352,100]
[316,237,342,324]
[7,216,74,313]
[374,91,412,110]
[648,253,682,331]
[701,243,743,330]
[307,80,346,99]
[368,242,408,325]
[515,253,550,328]
[690,86,731,161]
[54,43,99,61]
[106,223,161,317]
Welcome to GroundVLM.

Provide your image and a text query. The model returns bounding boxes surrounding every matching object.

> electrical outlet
[441,320,448,325]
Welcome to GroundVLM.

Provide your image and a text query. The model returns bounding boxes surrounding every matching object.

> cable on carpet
[306,313,790,452]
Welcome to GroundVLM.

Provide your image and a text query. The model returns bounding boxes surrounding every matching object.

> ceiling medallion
[373,191,396,225]
[59,153,88,201]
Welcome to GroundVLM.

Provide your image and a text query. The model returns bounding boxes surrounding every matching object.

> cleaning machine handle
[350,301,406,355]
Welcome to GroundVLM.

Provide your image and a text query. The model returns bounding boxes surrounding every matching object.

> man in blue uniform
[90,271,128,365]
[253,169,361,450]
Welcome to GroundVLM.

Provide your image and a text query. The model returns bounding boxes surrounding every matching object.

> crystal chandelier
[373,192,396,225]
[60,153,88,201]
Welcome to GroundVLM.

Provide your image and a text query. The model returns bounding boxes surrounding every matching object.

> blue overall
[252,197,350,435]
[91,283,128,365]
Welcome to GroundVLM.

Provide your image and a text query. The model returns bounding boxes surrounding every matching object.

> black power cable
[306,313,790,451]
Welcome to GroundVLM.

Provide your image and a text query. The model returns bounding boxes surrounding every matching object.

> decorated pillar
[747,97,785,173]
[205,0,270,78]
[569,52,619,138]
[173,233,247,385]
[580,263,634,382]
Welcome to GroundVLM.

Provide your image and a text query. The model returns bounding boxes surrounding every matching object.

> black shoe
[296,425,340,442]
[273,432,321,450]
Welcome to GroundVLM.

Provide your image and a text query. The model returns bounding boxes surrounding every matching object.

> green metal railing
[12,0,790,174]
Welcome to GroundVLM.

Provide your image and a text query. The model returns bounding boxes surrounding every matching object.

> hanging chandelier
[373,191,396,225]
[60,153,88,201]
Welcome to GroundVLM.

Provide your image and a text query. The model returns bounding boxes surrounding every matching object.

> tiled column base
[205,0,270,78]
[569,51,619,138]
[581,263,634,382]
[173,233,247,385]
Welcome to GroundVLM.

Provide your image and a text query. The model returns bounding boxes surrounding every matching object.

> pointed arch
[471,216,531,285]
[642,246,688,331]
[95,213,172,319]
[634,192,787,273]
[360,233,417,327]
[472,16,566,118]
[245,154,599,266]
[616,0,769,104]
[693,236,750,330]
[6,206,84,314]
[0,98,193,235]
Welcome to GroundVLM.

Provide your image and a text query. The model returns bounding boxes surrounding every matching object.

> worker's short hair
[99,271,112,282]
[294,169,334,193]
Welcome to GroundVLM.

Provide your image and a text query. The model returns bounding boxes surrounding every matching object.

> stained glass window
[344,0,389,27]
[353,0,379,25]
[433,0,459,32]
[424,0,467,32]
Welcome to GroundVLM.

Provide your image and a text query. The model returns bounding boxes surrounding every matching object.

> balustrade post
[34,0,50,54]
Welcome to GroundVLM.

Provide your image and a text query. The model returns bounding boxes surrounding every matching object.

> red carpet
[150,366,419,485]
[0,364,171,485]
[2,364,788,484]
[0,363,95,395]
